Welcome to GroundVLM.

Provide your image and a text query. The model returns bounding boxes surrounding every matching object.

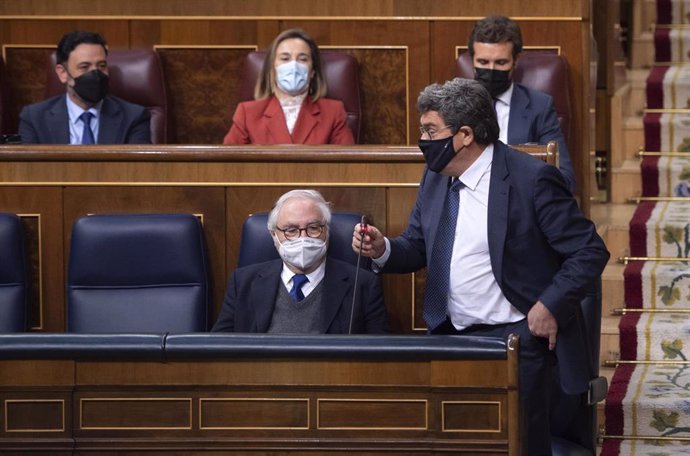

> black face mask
[474,67,512,98]
[70,70,109,104]
[418,135,458,173]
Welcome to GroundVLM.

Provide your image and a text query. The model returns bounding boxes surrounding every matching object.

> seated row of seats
[0,50,570,145]
[0,212,365,333]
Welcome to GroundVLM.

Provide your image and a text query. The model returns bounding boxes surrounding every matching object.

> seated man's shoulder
[234,258,283,277]
[513,82,553,105]
[105,95,148,115]
[21,94,65,114]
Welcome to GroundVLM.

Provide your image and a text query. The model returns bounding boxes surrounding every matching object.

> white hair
[266,189,332,232]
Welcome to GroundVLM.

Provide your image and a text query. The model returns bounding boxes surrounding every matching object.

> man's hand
[352,223,385,259]
[527,301,558,351]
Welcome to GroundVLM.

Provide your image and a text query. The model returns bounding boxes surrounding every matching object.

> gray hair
[416,77,499,145]
[267,189,332,232]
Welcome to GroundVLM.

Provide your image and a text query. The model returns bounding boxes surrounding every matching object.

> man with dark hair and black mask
[18,31,150,144]
[353,78,608,455]
[468,15,576,193]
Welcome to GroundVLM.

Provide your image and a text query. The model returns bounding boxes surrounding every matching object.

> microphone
[348,215,368,335]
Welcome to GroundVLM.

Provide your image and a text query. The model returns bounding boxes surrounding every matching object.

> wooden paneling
[80,398,192,430]
[0,0,586,18]
[200,398,309,429]
[0,2,591,203]
[0,337,520,454]
[5,400,65,432]
[317,399,427,429]
[156,47,254,144]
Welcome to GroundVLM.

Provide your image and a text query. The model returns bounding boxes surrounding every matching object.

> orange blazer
[223,96,355,145]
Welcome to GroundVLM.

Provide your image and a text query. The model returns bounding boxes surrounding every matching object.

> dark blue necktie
[424,178,463,330]
[290,274,309,302]
[80,111,95,144]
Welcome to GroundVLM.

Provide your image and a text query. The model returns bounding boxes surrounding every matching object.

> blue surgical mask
[275,60,310,96]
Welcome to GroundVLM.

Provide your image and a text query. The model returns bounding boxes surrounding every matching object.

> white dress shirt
[446,143,523,330]
[494,83,513,145]
[280,259,326,298]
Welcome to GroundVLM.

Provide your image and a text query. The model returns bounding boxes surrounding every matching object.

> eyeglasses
[276,223,326,240]
[419,124,452,140]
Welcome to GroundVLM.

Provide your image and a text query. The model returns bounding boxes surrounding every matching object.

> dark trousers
[432,318,555,456]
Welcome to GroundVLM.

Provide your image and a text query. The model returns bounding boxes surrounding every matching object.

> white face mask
[275,235,327,271]
[275,60,310,96]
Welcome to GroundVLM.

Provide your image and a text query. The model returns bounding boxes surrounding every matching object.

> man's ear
[459,126,474,145]
[55,64,69,85]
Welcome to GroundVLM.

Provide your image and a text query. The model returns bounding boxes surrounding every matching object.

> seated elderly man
[212,189,388,334]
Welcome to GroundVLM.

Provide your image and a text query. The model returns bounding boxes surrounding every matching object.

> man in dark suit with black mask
[19,30,150,144]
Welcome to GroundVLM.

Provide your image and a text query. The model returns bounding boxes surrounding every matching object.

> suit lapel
[250,260,283,332]
[319,259,350,333]
[98,97,123,144]
[263,97,294,144]
[507,84,530,144]
[291,98,319,144]
[48,96,70,144]
[488,142,510,286]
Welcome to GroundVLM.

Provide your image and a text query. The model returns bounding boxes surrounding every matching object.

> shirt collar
[280,258,326,287]
[458,143,494,191]
[494,82,514,107]
[66,94,102,124]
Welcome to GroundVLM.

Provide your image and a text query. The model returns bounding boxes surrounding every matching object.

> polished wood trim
[455,45,562,57]
[1,44,53,61]
[0,145,424,162]
[0,15,586,21]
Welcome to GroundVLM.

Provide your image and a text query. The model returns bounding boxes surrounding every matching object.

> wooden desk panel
[0,343,520,455]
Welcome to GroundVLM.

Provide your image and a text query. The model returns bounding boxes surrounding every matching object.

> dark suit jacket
[18,94,151,144]
[508,83,576,194]
[212,257,388,334]
[384,141,609,394]
[223,96,354,145]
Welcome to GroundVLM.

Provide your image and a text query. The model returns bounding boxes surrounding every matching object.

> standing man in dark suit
[212,189,387,334]
[18,31,150,144]
[352,78,608,455]
[469,15,576,193]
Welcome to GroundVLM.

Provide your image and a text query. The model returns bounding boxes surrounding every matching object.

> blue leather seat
[67,214,209,333]
[237,211,368,268]
[550,278,607,456]
[0,213,28,332]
